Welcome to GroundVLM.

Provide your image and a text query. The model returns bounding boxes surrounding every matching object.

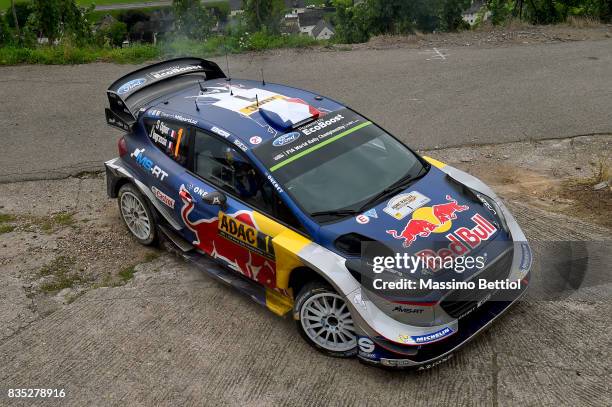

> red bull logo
[415,213,498,270]
[386,195,469,247]
[179,185,276,287]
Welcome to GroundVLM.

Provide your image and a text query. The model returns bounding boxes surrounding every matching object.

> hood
[319,166,512,279]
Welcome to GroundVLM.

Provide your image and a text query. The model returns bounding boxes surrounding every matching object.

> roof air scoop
[259,97,320,131]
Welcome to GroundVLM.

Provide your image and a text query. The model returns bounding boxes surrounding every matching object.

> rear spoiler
[105,57,226,132]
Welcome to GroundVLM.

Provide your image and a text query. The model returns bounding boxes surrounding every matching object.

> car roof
[142,78,346,150]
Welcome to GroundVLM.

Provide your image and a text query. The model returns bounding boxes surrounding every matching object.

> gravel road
[0,136,609,406]
[1,37,611,182]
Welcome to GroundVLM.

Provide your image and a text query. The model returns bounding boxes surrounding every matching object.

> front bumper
[346,185,533,369]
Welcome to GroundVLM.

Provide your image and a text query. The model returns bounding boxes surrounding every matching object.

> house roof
[298,9,324,27]
[312,19,335,38]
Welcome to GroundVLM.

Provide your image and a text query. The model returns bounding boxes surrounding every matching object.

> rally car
[104,58,532,369]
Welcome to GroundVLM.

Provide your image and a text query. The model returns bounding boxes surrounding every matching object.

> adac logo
[118,78,146,95]
[386,195,469,248]
[273,132,300,147]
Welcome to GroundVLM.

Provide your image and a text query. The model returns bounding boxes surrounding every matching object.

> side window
[193,130,307,233]
[144,119,189,166]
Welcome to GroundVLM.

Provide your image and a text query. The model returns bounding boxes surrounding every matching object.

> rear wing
[105,57,226,132]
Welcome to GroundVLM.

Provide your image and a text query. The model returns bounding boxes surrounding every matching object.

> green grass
[0,224,15,234]
[0,33,321,65]
[39,212,75,233]
[0,44,161,65]
[38,256,84,293]
[0,0,167,9]
[0,213,15,223]
[118,265,136,282]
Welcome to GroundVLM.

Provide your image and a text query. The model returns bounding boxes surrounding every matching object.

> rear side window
[144,119,189,166]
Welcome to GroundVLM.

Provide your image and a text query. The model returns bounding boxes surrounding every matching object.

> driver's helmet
[222,147,258,198]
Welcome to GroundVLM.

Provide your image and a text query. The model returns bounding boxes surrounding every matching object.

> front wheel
[118,183,157,246]
[294,281,358,357]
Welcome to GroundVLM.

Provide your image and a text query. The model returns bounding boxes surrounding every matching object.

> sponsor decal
[233,139,248,152]
[147,110,197,125]
[352,291,367,310]
[218,212,275,261]
[118,78,146,95]
[211,126,231,138]
[364,208,378,219]
[273,132,300,147]
[130,148,168,181]
[383,191,430,220]
[356,214,370,224]
[179,187,276,287]
[358,337,375,353]
[417,354,453,370]
[249,136,262,145]
[266,173,284,194]
[403,326,454,345]
[171,114,198,125]
[301,113,345,136]
[519,242,532,271]
[151,186,175,209]
[414,213,498,271]
[477,193,497,215]
[150,64,202,80]
[149,120,177,150]
[386,195,469,248]
[392,306,424,314]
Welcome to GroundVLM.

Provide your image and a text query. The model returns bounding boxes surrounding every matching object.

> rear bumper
[105,157,125,198]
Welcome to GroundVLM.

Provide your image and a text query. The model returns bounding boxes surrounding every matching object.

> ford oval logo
[273,132,300,147]
[118,78,146,95]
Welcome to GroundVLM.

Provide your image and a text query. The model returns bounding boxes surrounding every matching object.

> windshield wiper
[310,165,429,220]
[310,209,360,218]
[356,166,428,212]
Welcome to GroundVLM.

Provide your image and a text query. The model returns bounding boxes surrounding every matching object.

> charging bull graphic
[387,195,469,248]
[179,185,276,287]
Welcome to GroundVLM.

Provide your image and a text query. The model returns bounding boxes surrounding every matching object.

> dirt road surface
[0,135,609,406]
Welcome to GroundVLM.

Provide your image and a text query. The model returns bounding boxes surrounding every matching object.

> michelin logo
[411,327,454,344]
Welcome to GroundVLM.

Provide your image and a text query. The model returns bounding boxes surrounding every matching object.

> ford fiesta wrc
[104,58,533,370]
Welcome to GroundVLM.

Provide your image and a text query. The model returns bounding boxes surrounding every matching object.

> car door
[177,129,289,289]
[140,117,191,227]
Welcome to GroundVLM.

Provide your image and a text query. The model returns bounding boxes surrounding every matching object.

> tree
[242,0,285,33]
[11,0,20,40]
[28,0,93,44]
[0,14,11,45]
[438,0,472,31]
[173,0,216,40]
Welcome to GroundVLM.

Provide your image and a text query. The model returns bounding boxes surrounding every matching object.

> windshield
[253,108,426,217]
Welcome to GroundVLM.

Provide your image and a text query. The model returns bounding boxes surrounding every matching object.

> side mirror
[203,191,227,209]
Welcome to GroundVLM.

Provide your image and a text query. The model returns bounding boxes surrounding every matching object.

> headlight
[476,193,509,233]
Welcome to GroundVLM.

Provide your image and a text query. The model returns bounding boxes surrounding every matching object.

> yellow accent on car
[423,156,447,169]
[252,212,312,313]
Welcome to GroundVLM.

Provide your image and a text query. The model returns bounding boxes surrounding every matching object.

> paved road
[1,39,611,182]
[94,1,171,11]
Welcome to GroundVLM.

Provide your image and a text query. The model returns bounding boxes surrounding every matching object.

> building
[311,19,335,40]
[462,1,491,26]
[297,9,324,36]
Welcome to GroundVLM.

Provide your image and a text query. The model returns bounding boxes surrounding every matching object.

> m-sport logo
[273,132,300,147]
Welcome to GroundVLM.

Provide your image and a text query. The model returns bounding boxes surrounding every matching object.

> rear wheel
[118,183,157,246]
[294,281,357,357]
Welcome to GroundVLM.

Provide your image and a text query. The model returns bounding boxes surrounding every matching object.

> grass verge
[0,34,322,66]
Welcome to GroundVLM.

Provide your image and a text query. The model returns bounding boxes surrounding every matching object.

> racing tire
[118,183,157,246]
[294,281,358,358]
